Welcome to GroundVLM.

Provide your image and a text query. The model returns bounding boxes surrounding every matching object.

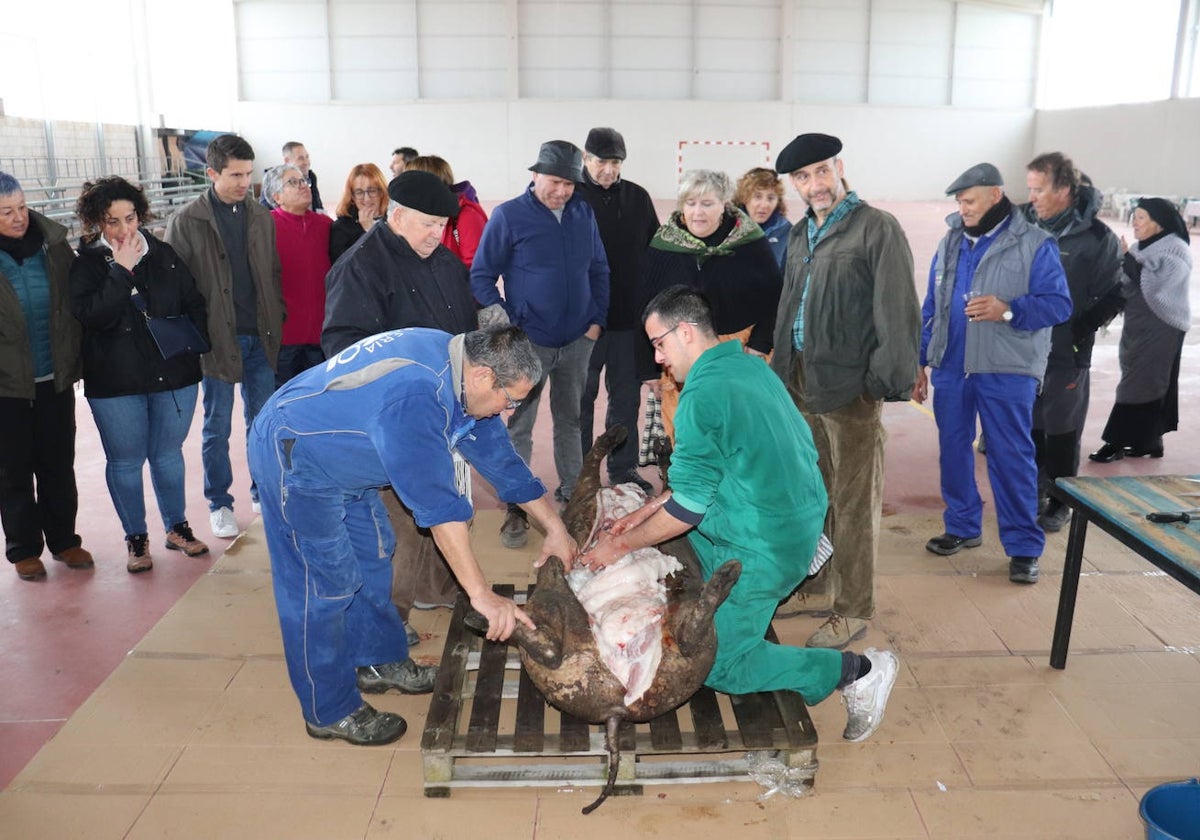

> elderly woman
[638,169,782,438]
[71,176,210,572]
[0,172,90,581]
[264,164,332,388]
[735,167,791,268]
[1090,198,1192,462]
[329,163,389,263]
[404,154,488,268]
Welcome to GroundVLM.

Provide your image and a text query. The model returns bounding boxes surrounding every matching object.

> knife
[1146,508,1200,524]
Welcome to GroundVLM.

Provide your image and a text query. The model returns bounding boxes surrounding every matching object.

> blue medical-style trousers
[248,420,408,727]
[930,370,1044,559]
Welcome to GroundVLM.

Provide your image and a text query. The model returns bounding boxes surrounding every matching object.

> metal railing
[1,156,208,240]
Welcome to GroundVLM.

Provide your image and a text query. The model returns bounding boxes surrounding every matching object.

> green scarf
[651,206,765,266]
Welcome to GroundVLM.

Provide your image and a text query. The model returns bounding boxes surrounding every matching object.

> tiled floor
[2,201,1198,838]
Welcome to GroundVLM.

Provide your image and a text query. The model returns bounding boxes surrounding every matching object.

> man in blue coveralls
[248,325,578,745]
[912,163,1071,586]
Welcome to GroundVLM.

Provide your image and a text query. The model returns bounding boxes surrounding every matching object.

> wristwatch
[1001,306,1013,322]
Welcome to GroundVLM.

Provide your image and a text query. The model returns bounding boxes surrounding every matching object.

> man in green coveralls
[581,285,899,742]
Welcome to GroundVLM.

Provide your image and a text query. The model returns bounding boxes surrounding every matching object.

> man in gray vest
[912,163,1071,586]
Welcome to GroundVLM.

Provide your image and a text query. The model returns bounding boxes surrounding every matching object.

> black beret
[584,127,627,161]
[944,163,1003,195]
[387,170,459,218]
[775,133,842,175]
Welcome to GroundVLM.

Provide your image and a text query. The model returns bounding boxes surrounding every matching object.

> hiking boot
[500,504,529,549]
[1009,556,1039,584]
[165,521,210,557]
[1037,501,1070,534]
[209,506,240,539]
[925,532,983,556]
[775,589,835,619]
[14,558,46,581]
[52,546,94,569]
[305,702,407,746]
[842,648,900,742]
[806,614,868,650]
[357,658,437,695]
[126,534,153,574]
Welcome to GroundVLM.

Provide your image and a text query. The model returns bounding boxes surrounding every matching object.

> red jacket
[443,191,488,269]
[271,208,332,345]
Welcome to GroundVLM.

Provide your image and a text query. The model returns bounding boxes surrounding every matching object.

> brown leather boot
[52,546,94,569]
[14,558,47,580]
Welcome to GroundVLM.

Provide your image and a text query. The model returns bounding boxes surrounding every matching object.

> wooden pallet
[420,585,819,797]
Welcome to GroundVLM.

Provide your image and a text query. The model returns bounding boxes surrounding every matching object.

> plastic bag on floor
[745,751,811,801]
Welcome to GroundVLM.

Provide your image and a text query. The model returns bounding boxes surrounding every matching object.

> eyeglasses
[283,178,309,190]
[648,321,696,351]
[495,375,522,411]
[352,188,382,199]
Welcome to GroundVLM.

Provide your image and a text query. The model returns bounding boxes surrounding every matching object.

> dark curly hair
[76,176,152,240]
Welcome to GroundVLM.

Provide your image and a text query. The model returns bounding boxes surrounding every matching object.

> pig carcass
[469,426,740,813]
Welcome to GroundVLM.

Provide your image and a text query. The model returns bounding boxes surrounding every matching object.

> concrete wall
[1034,98,1200,198]
[234,99,1036,202]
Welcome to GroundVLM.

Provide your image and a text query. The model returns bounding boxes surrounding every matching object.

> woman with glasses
[70,176,210,572]
[264,165,332,388]
[329,163,389,263]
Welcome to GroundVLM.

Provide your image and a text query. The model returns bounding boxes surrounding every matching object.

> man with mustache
[769,133,921,650]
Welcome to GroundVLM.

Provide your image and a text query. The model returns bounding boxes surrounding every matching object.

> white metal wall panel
[328,0,418,99]
[951,5,1036,108]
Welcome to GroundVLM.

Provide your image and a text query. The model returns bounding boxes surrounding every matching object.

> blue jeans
[248,416,407,727]
[506,334,594,499]
[202,335,276,511]
[88,386,199,536]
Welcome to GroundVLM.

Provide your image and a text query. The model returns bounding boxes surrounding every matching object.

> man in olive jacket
[770,134,921,650]
[165,134,285,540]
[0,172,90,581]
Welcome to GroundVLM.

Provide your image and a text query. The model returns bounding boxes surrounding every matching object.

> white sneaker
[251,500,262,514]
[209,507,240,539]
[842,648,899,742]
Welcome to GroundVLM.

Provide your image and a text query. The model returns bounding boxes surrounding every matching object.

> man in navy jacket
[471,140,610,549]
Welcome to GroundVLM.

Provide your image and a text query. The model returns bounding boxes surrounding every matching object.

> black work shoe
[305,702,407,745]
[357,658,437,695]
[500,504,529,549]
[925,532,983,556]
[1009,556,1040,584]
[1037,501,1070,533]
[1088,443,1123,463]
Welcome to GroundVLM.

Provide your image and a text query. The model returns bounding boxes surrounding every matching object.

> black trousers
[579,329,642,481]
[0,380,81,563]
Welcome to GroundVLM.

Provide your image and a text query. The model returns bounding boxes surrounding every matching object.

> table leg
[1050,511,1088,669]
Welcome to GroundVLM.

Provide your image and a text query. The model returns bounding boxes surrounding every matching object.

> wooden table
[1050,474,1200,669]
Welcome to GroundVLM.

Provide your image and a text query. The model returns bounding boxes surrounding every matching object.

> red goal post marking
[676,139,773,178]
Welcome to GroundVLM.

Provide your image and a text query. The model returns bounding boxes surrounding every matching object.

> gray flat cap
[945,163,1003,195]
[585,127,626,161]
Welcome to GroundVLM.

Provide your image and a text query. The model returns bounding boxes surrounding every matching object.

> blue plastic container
[1141,778,1200,840]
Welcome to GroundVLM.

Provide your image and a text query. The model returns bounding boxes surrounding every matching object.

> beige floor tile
[210,525,273,573]
[372,792,538,839]
[909,655,1042,687]
[10,741,182,791]
[779,789,929,838]
[815,741,968,790]
[1036,651,1162,684]
[953,739,1117,786]
[1052,682,1200,740]
[125,792,379,840]
[134,572,283,658]
[1094,737,1200,781]
[222,657,289,691]
[875,576,1006,655]
[93,656,244,694]
[50,685,225,747]
[0,791,151,840]
[862,685,951,743]
[161,744,391,795]
[912,786,1142,839]
[924,684,1086,742]
[1137,650,1200,682]
[189,687,316,747]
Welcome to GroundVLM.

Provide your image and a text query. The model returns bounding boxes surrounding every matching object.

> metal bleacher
[1,156,209,242]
